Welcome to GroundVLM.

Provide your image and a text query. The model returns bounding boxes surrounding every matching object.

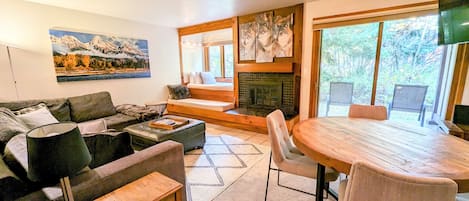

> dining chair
[326,82,354,116]
[348,104,388,120]
[339,161,457,201]
[388,84,428,126]
[265,110,339,201]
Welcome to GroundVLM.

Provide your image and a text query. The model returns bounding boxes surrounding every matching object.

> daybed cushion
[187,82,234,91]
[167,84,191,100]
[168,98,235,112]
[68,91,117,123]
[102,113,140,131]
[0,98,71,122]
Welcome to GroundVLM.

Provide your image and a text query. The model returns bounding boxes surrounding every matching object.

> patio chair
[326,82,354,116]
[338,161,457,201]
[388,84,428,127]
[265,110,339,201]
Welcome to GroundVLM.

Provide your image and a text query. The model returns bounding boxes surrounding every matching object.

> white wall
[0,0,180,105]
[0,44,17,101]
[300,0,432,120]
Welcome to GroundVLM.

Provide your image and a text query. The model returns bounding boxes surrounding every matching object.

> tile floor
[204,123,341,201]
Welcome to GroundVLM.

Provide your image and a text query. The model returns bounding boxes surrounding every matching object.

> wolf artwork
[239,22,257,61]
[256,12,274,63]
[273,14,293,57]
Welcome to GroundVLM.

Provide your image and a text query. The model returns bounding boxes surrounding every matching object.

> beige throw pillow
[77,119,107,134]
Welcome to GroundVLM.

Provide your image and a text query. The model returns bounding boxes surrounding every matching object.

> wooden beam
[446,44,469,120]
[178,18,234,36]
[309,30,322,118]
[236,62,294,73]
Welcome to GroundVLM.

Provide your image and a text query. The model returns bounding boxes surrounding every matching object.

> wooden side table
[95,172,183,201]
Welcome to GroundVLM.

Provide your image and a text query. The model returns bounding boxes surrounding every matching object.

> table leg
[316,164,325,201]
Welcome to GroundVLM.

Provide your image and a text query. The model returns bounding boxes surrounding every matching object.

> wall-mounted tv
[438,0,469,45]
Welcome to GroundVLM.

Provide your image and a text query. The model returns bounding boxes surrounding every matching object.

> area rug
[184,135,269,201]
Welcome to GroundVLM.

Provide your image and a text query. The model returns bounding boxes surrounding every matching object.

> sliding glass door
[317,14,445,126]
[318,23,379,116]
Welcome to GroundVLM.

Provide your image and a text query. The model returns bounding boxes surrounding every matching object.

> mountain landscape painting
[49,29,150,82]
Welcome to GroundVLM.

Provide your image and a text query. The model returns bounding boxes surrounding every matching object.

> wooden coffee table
[95,172,183,201]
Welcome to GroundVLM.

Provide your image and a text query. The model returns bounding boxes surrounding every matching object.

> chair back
[453,105,469,125]
[343,161,457,201]
[348,104,388,120]
[266,110,293,165]
[329,82,353,105]
[391,84,428,112]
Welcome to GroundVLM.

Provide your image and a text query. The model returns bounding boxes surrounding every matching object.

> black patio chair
[326,82,353,116]
[388,84,428,127]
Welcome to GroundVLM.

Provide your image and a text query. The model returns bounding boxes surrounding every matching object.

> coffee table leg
[316,164,325,201]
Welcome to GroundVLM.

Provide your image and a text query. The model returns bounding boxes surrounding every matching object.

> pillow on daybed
[167,84,191,100]
[200,72,216,84]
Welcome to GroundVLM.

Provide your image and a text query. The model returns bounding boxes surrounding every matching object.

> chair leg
[420,107,426,127]
[326,102,330,117]
[265,152,272,201]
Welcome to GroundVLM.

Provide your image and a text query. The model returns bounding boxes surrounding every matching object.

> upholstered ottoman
[124,115,205,151]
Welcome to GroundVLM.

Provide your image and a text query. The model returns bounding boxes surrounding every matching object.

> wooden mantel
[236,62,296,73]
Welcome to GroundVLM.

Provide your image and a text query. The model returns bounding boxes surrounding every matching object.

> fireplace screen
[248,82,283,109]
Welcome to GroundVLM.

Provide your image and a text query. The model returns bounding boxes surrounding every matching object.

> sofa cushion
[78,119,107,134]
[103,113,139,131]
[167,84,191,100]
[0,108,28,154]
[16,106,59,129]
[0,98,71,122]
[68,91,117,123]
[82,131,134,168]
[0,157,29,201]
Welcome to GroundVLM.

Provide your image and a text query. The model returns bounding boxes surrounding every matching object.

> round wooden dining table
[292,117,469,201]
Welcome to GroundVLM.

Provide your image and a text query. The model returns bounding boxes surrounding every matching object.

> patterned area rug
[185,135,269,201]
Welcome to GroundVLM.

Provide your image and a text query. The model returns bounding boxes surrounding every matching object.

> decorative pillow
[167,85,191,100]
[0,108,29,154]
[16,107,59,129]
[13,103,48,115]
[78,119,108,134]
[189,72,196,84]
[194,72,203,84]
[200,72,216,84]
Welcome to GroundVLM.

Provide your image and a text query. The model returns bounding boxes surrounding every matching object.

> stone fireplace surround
[238,72,299,118]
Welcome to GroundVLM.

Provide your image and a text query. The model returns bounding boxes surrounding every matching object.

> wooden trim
[313,9,437,30]
[220,46,225,77]
[309,30,322,118]
[178,18,234,36]
[233,16,240,107]
[203,47,209,71]
[370,22,384,105]
[189,88,234,102]
[236,62,294,73]
[178,35,184,84]
[446,44,469,120]
[313,1,437,21]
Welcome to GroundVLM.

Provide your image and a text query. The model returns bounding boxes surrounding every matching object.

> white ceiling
[26,0,311,28]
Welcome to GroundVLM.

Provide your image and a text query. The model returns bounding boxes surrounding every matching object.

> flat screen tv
[438,0,469,45]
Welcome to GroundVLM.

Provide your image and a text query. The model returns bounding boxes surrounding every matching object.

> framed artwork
[49,29,150,82]
[255,12,274,63]
[273,14,293,57]
[239,22,257,61]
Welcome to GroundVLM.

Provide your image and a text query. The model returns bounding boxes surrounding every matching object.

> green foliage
[319,15,443,107]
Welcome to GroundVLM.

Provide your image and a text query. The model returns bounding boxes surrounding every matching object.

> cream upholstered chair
[339,161,457,201]
[348,104,388,120]
[265,110,339,200]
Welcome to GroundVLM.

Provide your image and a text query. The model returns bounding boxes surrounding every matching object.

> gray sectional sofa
[0,91,186,201]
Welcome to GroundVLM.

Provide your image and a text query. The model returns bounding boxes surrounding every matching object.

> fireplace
[248,82,282,109]
[238,72,299,117]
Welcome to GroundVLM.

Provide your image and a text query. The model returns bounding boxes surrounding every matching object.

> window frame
[204,43,234,79]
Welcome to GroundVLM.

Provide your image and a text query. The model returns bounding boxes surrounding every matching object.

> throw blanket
[115,104,159,121]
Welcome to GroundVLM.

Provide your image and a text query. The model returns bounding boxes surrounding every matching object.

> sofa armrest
[0,157,30,200]
[444,120,465,139]
[20,140,186,201]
